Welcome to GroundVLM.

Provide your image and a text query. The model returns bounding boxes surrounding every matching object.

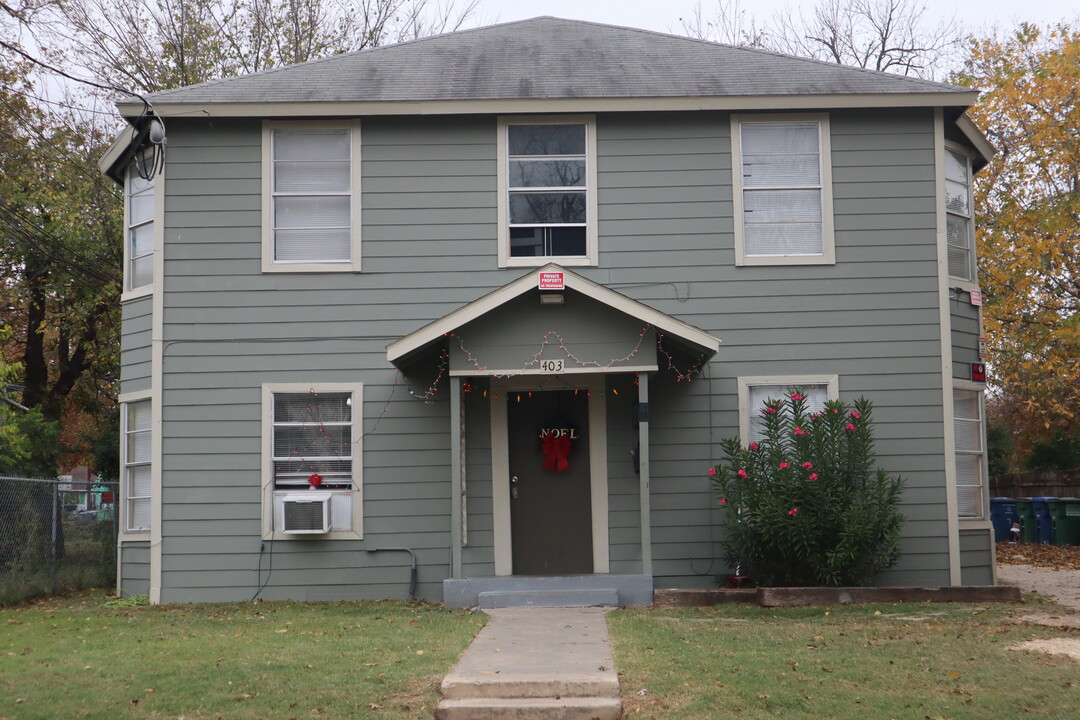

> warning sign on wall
[538,272,565,290]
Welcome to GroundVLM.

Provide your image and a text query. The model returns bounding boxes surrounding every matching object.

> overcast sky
[475,0,1079,36]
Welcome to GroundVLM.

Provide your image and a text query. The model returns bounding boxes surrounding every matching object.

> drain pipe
[367,547,418,598]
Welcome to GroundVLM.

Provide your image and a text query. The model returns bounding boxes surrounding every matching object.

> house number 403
[540,359,564,373]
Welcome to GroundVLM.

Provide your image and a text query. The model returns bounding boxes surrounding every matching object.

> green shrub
[711,390,904,587]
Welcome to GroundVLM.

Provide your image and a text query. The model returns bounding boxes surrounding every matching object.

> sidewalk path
[436,607,622,719]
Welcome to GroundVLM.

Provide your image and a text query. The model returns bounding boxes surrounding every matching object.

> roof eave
[117,91,980,119]
[955,113,996,169]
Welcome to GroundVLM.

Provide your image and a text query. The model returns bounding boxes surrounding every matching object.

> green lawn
[609,599,1078,719]
[0,591,483,720]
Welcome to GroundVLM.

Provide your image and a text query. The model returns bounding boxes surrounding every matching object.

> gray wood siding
[119,541,151,597]
[149,107,962,601]
[951,301,982,379]
[959,528,994,585]
[120,296,152,395]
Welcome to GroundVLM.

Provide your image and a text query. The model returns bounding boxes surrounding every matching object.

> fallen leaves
[996,543,1080,570]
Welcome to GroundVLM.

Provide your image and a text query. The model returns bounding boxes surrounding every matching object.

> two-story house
[100,17,995,606]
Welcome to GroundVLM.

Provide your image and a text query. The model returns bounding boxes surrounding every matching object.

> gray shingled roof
[142,16,970,106]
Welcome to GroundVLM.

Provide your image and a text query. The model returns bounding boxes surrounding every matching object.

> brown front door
[508,389,593,575]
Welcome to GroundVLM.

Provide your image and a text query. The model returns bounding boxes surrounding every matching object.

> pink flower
[719,497,727,505]
[850,411,861,419]
[793,427,806,436]
[749,442,759,451]
[779,462,789,469]
[737,469,749,478]
[809,473,819,481]
[802,462,813,469]
[787,507,799,517]
[845,423,857,431]
[832,409,840,414]
[708,467,716,477]
[812,413,821,420]
[763,407,778,414]
[790,392,804,401]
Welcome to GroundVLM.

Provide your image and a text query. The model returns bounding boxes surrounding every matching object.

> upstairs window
[262,121,360,272]
[126,160,154,291]
[498,116,597,267]
[945,148,975,281]
[733,115,834,265]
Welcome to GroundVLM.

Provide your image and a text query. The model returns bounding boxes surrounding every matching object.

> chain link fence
[0,476,118,605]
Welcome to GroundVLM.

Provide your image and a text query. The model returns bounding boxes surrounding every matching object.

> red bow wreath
[541,433,572,472]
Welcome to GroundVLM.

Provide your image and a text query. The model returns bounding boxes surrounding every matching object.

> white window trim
[944,141,979,288]
[261,382,363,540]
[497,114,598,268]
[261,120,362,273]
[953,380,988,522]
[118,390,152,538]
[731,113,835,266]
[120,156,161,302]
[737,375,840,443]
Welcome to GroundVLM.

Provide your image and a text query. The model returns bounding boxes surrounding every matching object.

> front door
[508,389,593,575]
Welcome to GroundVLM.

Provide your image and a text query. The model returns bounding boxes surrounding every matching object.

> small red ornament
[308,473,323,488]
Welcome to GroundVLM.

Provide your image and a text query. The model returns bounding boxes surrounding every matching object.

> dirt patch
[996,564,1080,611]
[1010,638,1080,661]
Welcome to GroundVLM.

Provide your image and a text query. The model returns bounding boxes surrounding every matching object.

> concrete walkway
[436,607,622,720]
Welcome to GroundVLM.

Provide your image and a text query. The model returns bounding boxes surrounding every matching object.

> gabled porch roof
[386,264,721,369]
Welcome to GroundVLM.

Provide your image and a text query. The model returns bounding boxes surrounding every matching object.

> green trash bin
[1014,499,1038,544]
[1049,498,1080,545]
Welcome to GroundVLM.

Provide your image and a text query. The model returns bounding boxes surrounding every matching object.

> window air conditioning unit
[279,492,332,534]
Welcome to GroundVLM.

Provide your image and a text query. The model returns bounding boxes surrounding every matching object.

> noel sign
[538,426,577,472]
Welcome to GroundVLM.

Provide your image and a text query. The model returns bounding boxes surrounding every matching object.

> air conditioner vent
[280,493,331,534]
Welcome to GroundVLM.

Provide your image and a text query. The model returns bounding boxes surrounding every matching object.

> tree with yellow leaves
[954,23,1080,456]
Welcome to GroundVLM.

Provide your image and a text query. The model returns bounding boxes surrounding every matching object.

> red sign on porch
[971,362,986,382]
[538,272,565,290]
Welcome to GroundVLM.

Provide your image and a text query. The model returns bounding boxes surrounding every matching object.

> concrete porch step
[477,588,619,608]
[436,696,622,720]
[441,671,619,700]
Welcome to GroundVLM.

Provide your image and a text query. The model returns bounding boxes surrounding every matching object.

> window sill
[502,256,595,269]
[737,254,835,267]
[121,285,153,303]
[118,530,151,542]
[958,519,991,531]
[262,261,361,273]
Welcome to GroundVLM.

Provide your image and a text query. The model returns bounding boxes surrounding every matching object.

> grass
[609,598,1079,719]
[0,590,484,720]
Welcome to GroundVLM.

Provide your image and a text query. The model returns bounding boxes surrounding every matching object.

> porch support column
[638,373,652,576]
[450,377,463,578]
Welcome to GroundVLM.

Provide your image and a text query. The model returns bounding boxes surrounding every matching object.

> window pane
[742,153,819,187]
[547,226,588,256]
[509,192,586,224]
[274,130,349,162]
[275,229,350,262]
[953,389,980,420]
[130,497,151,530]
[127,430,151,463]
[744,189,822,223]
[131,224,154,258]
[945,179,969,216]
[128,401,151,431]
[509,227,545,256]
[275,393,351,423]
[748,383,829,442]
[945,149,969,184]
[128,164,152,193]
[509,159,586,188]
[273,425,352,459]
[129,464,151,497]
[742,122,819,154]
[956,482,980,518]
[508,124,585,156]
[275,160,350,193]
[130,193,154,225]
[275,196,350,229]
[273,459,352,485]
[744,223,824,256]
[947,216,971,279]
[130,255,154,288]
